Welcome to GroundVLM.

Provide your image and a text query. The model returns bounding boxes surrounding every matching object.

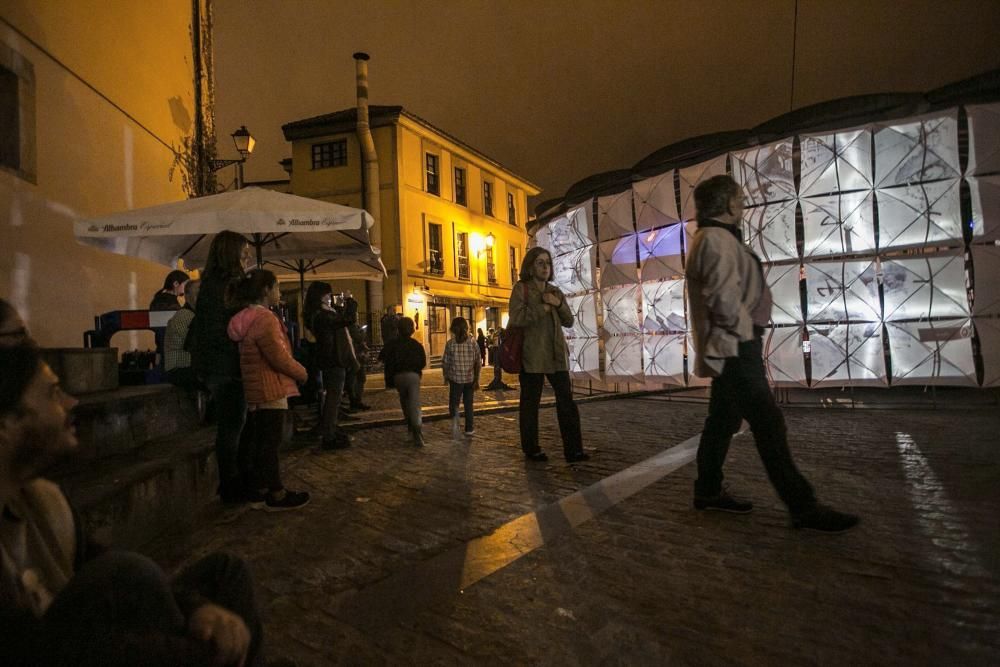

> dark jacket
[189,272,241,380]
[382,336,426,387]
[310,299,357,371]
[149,291,181,310]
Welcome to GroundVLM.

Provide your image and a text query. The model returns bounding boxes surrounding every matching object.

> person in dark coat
[304,282,357,450]
[382,317,426,446]
[476,327,487,366]
[189,231,252,504]
[149,270,189,310]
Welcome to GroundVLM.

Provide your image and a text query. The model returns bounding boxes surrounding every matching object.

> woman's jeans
[205,377,247,496]
[394,372,422,433]
[518,370,583,457]
[320,366,347,439]
[448,381,475,431]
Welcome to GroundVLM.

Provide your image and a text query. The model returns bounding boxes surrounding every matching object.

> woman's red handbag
[499,284,528,373]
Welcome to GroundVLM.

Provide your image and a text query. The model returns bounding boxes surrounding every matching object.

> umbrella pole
[254,233,264,268]
[298,259,306,337]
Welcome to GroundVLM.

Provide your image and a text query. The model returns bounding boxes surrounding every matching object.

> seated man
[164,279,201,390]
[0,344,261,666]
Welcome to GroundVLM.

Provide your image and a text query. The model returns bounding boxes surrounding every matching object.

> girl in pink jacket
[228,269,310,511]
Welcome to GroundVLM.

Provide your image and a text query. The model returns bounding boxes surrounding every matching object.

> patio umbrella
[74,187,384,276]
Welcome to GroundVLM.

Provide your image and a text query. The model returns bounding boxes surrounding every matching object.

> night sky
[214,0,1000,208]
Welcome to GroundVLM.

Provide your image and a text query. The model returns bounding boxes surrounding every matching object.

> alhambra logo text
[92,224,139,232]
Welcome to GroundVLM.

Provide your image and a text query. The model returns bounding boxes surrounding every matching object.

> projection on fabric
[743,199,798,263]
[548,204,595,257]
[597,190,635,242]
[968,174,1000,242]
[886,318,976,386]
[634,172,680,231]
[763,263,804,325]
[972,245,1000,316]
[801,191,876,258]
[874,111,960,188]
[566,336,600,379]
[605,335,644,382]
[638,224,685,282]
[563,293,599,339]
[763,326,807,386]
[732,139,796,206]
[598,237,638,287]
[876,178,962,250]
[641,279,686,333]
[601,285,641,335]
[974,318,1000,387]
[808,323,887,387]
[799,127,873,197]
[804,259,881,323]
[643,333,685,385]
[966,102,1000,176]
[881,254,970,322]
[679,155,727,221]
[551,246,596,296]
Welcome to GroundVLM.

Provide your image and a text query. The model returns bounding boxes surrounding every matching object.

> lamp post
[210,125,255,190]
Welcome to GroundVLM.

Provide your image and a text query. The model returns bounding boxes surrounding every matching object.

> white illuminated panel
[876,179,962,250]
[801,190,876,258]
[641,279,686,333]
[633,171,680,231]
[643,333,685,385]
[743,199,798,262]
[972,245,1000,316]
[764,263,804,325]
[799,126,873,197]
[551,245,596,295]
[601,284,641,335]
[968,174,1000,242]
[966,102,1000,176]
[684,333,712,387]
[874,110,960,188]
[598,237,638,287]
[638,224,685,281]
[548,203,595,257]
[597,190,635,242]
[678,155,727,221]
[764,326,807,386]
[886,318,976,386]
[605,335,644,382]
[804,259,881,323]
[533,223,551,251]
[808,323,887,387]
[566,336,600,380]
[732,139,796,206]
[974,317,1000,387]
[564,293,599,339]
[882,254,969,322]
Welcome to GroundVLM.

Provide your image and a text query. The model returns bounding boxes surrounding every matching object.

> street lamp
[210,125,256,189]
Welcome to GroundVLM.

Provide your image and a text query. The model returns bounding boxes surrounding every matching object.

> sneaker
[693,490,754,513]
[264,490,310,512]
[791,504,859,533]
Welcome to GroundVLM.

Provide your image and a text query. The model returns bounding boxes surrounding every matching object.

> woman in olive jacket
[507,246,589,463]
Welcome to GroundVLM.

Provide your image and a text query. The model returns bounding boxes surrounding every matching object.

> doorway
[429,303,449,355]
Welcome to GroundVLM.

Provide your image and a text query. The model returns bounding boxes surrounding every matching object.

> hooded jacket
[227,306,307,405]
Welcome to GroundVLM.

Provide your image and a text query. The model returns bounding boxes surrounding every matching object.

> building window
[426,153,440,195]
[483,181,494,217]
[507,192,517,226]
[311,140,347,169]
[0,45,36,181]
[486,247,497,284]
[509,246,519,285]
[456,232,470,280]
[454,167,467,206]
[0,66,19,171]
[428,223,444,275]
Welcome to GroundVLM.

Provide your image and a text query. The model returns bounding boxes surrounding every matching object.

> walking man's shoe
[791,504,859,533]
[693,489,754,513]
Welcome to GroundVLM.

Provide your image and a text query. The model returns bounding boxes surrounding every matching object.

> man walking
[685,175,858,533]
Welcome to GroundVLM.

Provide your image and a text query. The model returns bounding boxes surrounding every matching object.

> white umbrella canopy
[74,187,383,274]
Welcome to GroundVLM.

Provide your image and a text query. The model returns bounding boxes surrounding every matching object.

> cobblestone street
[149,391,1000,666]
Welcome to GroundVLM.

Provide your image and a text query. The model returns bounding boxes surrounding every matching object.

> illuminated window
[428,223,444,275]
[486,247,497,284]
[507,192,516,226]
[454,167,467,206]
[456,232,470,280]
[426,153,439,196]
[483,180,494,217]
[509,245,519,285]
[311,140,347,169]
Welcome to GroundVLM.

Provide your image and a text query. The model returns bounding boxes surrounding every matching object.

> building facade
[282,106,539,357]
[0,1,214,348]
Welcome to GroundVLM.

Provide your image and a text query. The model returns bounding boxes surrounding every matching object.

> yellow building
[1,2,213,348]
[282,106,540,357]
